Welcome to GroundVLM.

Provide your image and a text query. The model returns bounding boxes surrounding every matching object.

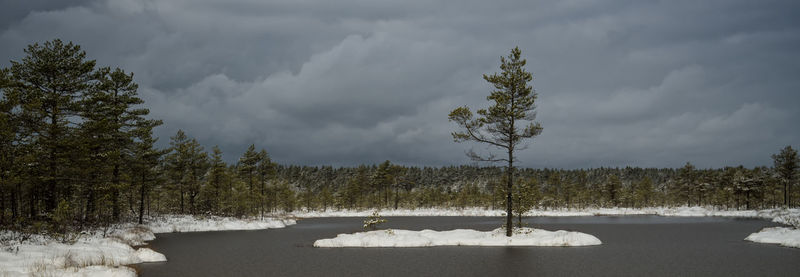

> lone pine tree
[449,47,542,237]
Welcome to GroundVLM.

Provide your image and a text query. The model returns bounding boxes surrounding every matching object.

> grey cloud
[1,0,798,168]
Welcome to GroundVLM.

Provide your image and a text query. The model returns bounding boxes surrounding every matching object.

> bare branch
[466,149,509,163]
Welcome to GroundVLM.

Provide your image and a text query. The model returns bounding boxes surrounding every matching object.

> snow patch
[0,215,294,276]
[313,228,602,247]
[0,231,161,276]
[745,227,800,248]
[135,247,167,262]
[292,207,505,217]
[145,215,296,233]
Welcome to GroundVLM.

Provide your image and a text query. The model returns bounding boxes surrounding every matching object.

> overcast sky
[1,0,798,168]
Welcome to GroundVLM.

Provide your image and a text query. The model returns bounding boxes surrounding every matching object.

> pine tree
[207,145,227,213]
[256,149,274,216]
[514,177,540,227]
[166,130,190,213]
[130,123,163,224]
[677,162,697,206]
[371,161,391,207]
[238,144,259,214]
[772,146,798,207]
[8,40,97,216]
[449,47,542,237]
[0,69,18,224]
[605,175,621,207]
[81,67,158,221]
[185,138,208,214]
[634,177,654,208]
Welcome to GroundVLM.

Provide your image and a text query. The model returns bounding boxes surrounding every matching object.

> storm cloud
[1,0,798,168]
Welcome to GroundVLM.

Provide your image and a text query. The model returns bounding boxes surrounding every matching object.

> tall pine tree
[772,146,798,207]
[449,47,542,236]
[9,40,96,217]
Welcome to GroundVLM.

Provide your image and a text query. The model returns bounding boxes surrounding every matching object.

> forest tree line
[1,40,798,234]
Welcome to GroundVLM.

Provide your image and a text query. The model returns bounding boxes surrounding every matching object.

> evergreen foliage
[772,146,799,207]
[449,47,542,236]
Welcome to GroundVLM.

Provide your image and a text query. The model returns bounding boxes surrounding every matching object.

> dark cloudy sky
[2,0,798,168]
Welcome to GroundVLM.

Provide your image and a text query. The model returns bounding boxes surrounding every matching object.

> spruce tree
[449,47,542,236]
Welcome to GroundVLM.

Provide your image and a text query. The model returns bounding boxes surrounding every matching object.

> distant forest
[1,40,798,234]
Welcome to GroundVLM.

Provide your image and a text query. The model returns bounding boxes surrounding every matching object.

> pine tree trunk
[29,188,36,219]
[139,170,146,225]
[394,187,399,210]
[516,194,522,228]
[189,169,196,215]
[45,102,64,215]
[112,164,120,221]
[46,147,57,214]
[180,180,185,214]
[1,187,5,225]
[506,148,513,237]
[85,186,95,222]
[11,184,18,220]
[785,181,789,207]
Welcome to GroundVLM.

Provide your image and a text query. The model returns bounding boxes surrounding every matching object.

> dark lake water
[135,216,800,277]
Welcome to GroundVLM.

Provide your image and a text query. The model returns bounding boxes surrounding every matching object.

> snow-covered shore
[0,215,295,277]
[288,206,800,225]
[314,227,601,247]
[745,227,800,248]
[3,207,797,275]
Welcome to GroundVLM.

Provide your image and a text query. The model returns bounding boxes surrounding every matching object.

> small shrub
[363,211,387,230]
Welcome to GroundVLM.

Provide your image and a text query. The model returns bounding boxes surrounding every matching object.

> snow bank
[314,228,601,247]
[145,215,296,233]
[136,247,167,262]
[0,228,163,277]
[289,207,800,226]
[0,215,294,276]
[745,227,800,248]
[291,207,505,217]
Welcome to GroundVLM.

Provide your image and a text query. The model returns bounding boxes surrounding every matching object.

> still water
[136,216,799,276]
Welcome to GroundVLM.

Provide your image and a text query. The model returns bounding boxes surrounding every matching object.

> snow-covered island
[296,206,800,249]
[314,227,601,247]
[0,215,295,277]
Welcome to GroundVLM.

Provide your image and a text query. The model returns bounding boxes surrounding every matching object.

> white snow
[299,207,800,249]
[314,227,602,247]
[0,215,295,276]
[145,215,296,233]
[745,227,800,248]
[135,247,167,262]
[290,207,506,217]
[0,230,163,277]
[288,207,800,227]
